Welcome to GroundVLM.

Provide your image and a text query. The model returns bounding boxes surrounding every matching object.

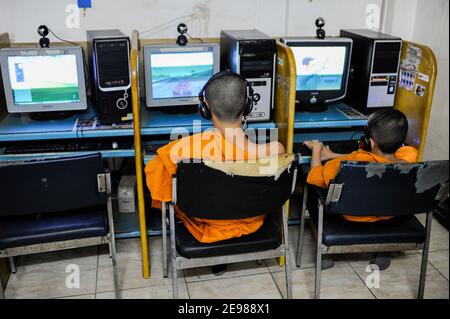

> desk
[0,107,134,142]
[0,105,276,239]
[293,103,368,164]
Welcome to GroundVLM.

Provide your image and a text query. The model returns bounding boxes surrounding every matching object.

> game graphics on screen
[150,51,213,99]
[292,46,346,91]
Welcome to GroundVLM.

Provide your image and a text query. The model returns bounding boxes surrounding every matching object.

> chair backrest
[327,160,449,216]
[0,153,107,217]
[175,157,297,220]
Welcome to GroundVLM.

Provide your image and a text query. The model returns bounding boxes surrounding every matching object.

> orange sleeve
[144,141,178,203]
[144,133,204,204]
[306,166,327,189]
[307,155,353,189]
[395,146,419,163]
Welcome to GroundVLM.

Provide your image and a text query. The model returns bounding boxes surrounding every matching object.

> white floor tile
[6,246,98,299]
[272,260,374,299]
[187,273,282,299]
[349,253,449,299]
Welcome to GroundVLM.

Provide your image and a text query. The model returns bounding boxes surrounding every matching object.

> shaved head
[369,109,409,154]
[205,74,247,122]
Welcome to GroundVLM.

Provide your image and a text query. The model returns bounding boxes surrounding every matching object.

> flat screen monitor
[0,46,87,113]
[281,38,352,111]
[144,43,220,108]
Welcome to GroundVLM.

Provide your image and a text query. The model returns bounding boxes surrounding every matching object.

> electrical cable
[186,31,204,43]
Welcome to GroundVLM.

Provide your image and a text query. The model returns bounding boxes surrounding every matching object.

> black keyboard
[4,140,133,154]
[294,140,360,157]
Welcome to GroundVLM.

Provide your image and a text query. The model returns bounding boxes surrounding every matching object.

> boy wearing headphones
[303,109,417,269]
[145,72,285,246]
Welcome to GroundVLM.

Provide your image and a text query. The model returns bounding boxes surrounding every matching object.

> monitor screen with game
[0,46,87,114]
[281,38,352,111]
[144,43,220,108]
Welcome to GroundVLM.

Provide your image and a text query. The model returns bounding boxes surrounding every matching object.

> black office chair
[297,160,449,299]
[0,154,119,299]
[164,154,298,299]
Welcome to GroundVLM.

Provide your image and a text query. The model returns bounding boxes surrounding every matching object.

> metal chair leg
[105,173,120,299]
[162,202,168,278]
[0,272,4,299]
[314,202,324,299]
[296,185,308,267]
[110,239,120,299]
[108,241,113,258]
[8,257,16,274]
[418,212,433,299]
[282,204,293,299]
[169,204,179,299]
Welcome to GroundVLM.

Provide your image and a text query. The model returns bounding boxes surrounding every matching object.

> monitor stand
[30,111,76,121]
[296,102,328,112]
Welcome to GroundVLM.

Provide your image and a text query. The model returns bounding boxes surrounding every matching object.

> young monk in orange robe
[303,109,417,269]
[145,72,285,244]
[304,109,417,222]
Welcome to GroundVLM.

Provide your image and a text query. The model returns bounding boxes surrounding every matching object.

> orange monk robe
[307,146,418,222]
[145,130,265,243]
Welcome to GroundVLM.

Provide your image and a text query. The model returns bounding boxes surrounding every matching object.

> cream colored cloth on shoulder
[203,153,295,180]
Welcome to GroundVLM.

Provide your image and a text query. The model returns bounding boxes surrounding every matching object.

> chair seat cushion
[0,207,108,250]
[310,209,426,246]
[175,215,282,259]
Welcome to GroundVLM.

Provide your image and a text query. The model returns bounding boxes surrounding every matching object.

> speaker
[87,30,133,124]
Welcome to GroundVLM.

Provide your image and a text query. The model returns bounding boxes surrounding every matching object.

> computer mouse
[112,141,119,149]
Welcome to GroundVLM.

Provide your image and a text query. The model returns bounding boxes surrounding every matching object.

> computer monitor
[281,38,352,111]
[0,46,87,114]
[143,43,220,108]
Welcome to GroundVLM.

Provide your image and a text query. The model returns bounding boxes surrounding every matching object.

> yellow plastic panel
[394,41,438,160]
[274,42,297,266]
[131,30,150,278]
[274,42,297,153]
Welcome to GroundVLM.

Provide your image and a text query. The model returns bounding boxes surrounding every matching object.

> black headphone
[198,71,254,120]
[359,109,408,152]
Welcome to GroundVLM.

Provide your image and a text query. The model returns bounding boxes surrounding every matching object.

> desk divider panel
[274,42,297,153]
[394,41,438,161]
[274,42,297,267]
[131,30,150,279]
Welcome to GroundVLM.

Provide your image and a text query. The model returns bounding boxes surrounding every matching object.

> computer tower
[87,30,133,124]
[0,32,10,122]
[340,29,402,114]
[220,29,276,122]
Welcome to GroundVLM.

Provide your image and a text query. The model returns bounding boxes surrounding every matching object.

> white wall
[382,0,418,39]
[0,0,382,42]
[415,0,449,160]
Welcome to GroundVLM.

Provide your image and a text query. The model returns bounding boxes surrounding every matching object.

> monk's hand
[304,140,323,152]
[305,140,323,168]
[320,144,338,161]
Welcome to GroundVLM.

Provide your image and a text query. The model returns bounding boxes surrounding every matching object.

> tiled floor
[3,217,449,299]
